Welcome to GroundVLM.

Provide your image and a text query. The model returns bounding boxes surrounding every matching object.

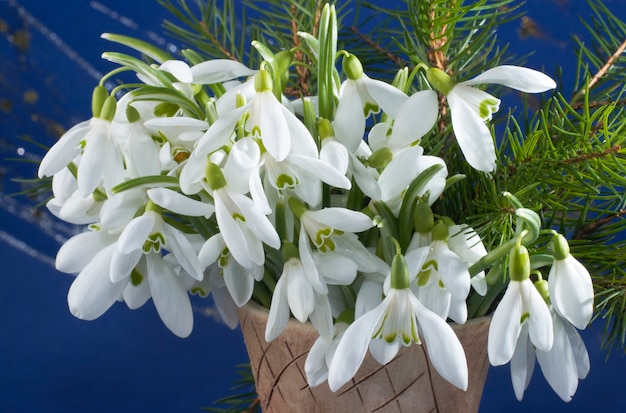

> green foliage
[155,0,626,386]
[201,364,260,413]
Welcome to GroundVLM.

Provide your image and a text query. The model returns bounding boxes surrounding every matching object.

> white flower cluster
[37,26,593,401]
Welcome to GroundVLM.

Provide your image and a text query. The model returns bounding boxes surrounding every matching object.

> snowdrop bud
[205,162,227,190]
[509,244,530,282]
[426,68,455,95]
[534,278,551,305]
[552,234,570,260]
[414,200,434,234]
[390,252,410,290]
[368,147,393,169]
[432,221,449,242]
[254,69,273,92]
[342,53,363,80]
[275,50,293,87]
[100,96,117,122]
[317,118,334,140]
[288,196,308,218]
[91,85,108,118]
[126,105,141,123]
[282,242,299,262]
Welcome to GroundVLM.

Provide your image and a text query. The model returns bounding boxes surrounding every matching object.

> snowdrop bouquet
[36,0,626,405]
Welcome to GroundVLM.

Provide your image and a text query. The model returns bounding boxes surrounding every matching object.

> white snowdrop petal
[67,244,126,320]
[191,59,256,84]
[334,81,366,153]
[164,224,204,281]
[488,281,523,366]
[362,74,408,118]
[536,314,579,402]
[159,60,193,83]
[56,229,114,274]
[510,325,533,401]
[328,304,386,391]
[223,260,254,307]
[414,298,468,390]
[117,214,156,254]
[461,65,556,93]
[198,234,225,267]
[549,258,594,330]
[148,187,214,217]
[436,246,471,299]
[147,254,194,338]
[265,277,291,341]
[525,280,554,352]
[77,126,109,197]
[391,90,438,148]
[38,120,91,178]
[369,339,401,365]
[286,262,315,323]
[447,90,497,172]
[307,208,374,233]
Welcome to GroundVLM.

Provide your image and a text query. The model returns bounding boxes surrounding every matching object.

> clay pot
[238,301,491,413]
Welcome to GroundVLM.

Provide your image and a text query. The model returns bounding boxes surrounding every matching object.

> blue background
[1,0,626,412]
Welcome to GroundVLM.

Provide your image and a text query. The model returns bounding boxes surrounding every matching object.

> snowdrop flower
[488,244,553,366]
[205,162,280,269]
[548,234,594,329]
[265,227,338,341]
[305,321,349,387]
[198,233,263,307]
[512,305,590,402]
[448,224,489,295]
[536,308,590,401]
[328,252,468,392]
[39,87,125,196]
[368,90,439,156]
[56,223,117,274]
[110,199,204,284]
[376,146,448,215]
[119,105,162,177]
[246,69,311,161]
[46,167,102,225]
[288,197,383,273]
[426,65,556,172]
[334,54,408,152]
[202,264,240,329]
[410,221,471,324]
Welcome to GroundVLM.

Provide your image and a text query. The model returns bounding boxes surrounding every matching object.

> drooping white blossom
[427,65,556,172]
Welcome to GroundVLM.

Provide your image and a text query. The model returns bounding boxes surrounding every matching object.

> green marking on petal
[130,268,143,286]
[251,125,261,137]
[520,312,530,324]
[479,98,499,119]
[423,259,438,271]
[363,101,380,116]
[143,232,165,253]
[232,212,246,222]
[190,286,208,297]
[417,269,431,286]
[384,333,397,343]
[218,248,230,267]
[276,174,297,189]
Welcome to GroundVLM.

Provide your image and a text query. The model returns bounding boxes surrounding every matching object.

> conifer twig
[573,37,626,100]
